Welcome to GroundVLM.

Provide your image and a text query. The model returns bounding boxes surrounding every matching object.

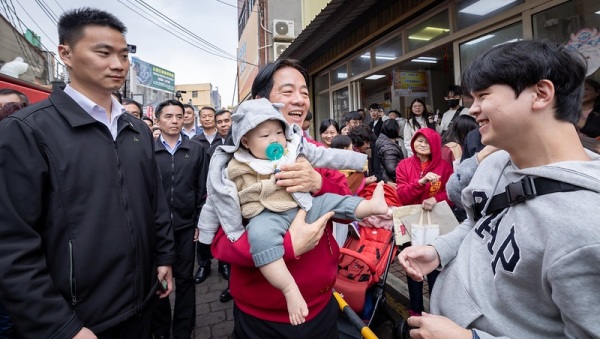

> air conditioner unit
[273,42,291,60]
[273,19,295,40]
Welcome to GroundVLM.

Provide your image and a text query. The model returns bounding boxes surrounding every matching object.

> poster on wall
[393,70,428,97]
[565,28,600,77]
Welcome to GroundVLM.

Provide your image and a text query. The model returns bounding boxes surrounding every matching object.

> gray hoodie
[431,150,600,338]
[198,98,367,244]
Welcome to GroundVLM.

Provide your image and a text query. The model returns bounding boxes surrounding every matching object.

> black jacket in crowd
[375,133,404,182]
[0,86,175,338]
[155,136,208,231]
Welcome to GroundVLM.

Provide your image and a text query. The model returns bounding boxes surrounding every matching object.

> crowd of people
[0,6,599,339]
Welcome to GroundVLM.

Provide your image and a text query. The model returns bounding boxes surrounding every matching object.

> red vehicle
[0,73,52,103]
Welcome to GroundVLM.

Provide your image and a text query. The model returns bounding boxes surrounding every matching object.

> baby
[198,98,388,325]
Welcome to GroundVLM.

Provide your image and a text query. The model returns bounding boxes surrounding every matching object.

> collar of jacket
[49,85,142,135]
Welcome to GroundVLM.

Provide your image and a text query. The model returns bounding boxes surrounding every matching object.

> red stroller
[335,183,400,338]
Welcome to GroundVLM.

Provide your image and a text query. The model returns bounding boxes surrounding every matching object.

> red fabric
[395,128,454,205]
[211,138,351,323]
[358,182,401,207]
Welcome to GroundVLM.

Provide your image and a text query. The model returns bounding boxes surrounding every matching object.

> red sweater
[211,139,351,323]
[395,128,453,205]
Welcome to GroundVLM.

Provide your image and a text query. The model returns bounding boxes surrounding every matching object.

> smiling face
[469,84,536,151]
[199,108,215,130]
[320,124,339,147]
[216,111,232,137]
[412,135,431,158]
[156,105,184,138]
[267,67,310,126]
[241,119,287,160]
[411,101,424,116]
[58,25,129,99]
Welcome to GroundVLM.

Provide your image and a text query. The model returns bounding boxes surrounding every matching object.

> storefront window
[533,0,600,78]
[314,73,329,93]
[351,51,372,77]
[331,64,348,85]
[315,91,331,127]
[456,0,523,31]
[407,10,450,52]
[459,22,523,69]
[374,35,403,67]
[332,87,349,124]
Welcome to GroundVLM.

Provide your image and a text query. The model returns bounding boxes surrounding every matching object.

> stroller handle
[333,291,378,339]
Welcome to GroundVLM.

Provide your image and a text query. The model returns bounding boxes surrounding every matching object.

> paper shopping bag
[401,201,459,237]
[392,205,422,246]
[410,210,439,246]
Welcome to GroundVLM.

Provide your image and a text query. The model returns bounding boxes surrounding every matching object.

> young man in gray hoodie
[398,39,600,338]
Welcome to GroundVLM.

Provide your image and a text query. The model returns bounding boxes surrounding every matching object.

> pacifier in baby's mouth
[266,142,284,160]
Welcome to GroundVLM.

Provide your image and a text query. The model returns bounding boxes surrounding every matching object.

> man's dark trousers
[153,227,196,338]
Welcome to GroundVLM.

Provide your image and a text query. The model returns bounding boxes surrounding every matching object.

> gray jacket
[431,150,600,338]
[198,98,367,243]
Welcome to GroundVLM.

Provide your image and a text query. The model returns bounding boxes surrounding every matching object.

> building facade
[175,83,221,110]
[0,15,53,86]
[236,0,304,100]
[278,0,600,134]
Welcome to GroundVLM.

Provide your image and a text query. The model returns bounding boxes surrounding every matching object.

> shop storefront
[285,0,600,133]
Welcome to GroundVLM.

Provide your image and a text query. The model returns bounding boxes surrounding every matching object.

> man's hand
[193,228,199,242]
[156,265,173,299]
[275,157,322,194]
[289,209,334,256]
[73,327,97,339]
[397,245,440,281]
[408,312,472,339]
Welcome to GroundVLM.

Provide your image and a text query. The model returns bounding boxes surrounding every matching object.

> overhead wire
[134,0,238,61]
[1,0,43,78]
[33,0,57,24]
[12,0,58,49]
[117,0,252,65]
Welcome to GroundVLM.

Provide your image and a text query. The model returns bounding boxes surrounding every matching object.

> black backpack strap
[484,177,584,217]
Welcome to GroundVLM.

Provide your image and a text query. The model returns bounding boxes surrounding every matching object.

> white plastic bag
[410,210,439,246]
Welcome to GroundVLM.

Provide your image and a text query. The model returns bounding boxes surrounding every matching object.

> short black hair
[155,99,184,119]
[58,7,127,46]
[345,111,363,123]
[319,119,339,134]
[330,135,352,150]
[443,85,463,97]
[214,109,231,120]
[183,104,195,111]
[122,98,142,113]
[305,110,313,122]
[348,124,375,148]
[142,116,153,124]
[0,88,28,105]
[462,39,586,124]
[381,119,400,139]
[368,103,382,111]
[199,106,216,114]
[251,59,309,99]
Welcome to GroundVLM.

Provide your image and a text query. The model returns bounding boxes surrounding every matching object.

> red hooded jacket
[395,128,453,205]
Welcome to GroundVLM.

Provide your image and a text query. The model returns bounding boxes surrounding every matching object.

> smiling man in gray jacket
[398,39,600,338]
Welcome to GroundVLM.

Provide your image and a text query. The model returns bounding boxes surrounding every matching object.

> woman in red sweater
[395,127,453,317]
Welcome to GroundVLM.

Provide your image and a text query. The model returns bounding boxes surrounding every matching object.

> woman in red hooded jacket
[395,127,453,316]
